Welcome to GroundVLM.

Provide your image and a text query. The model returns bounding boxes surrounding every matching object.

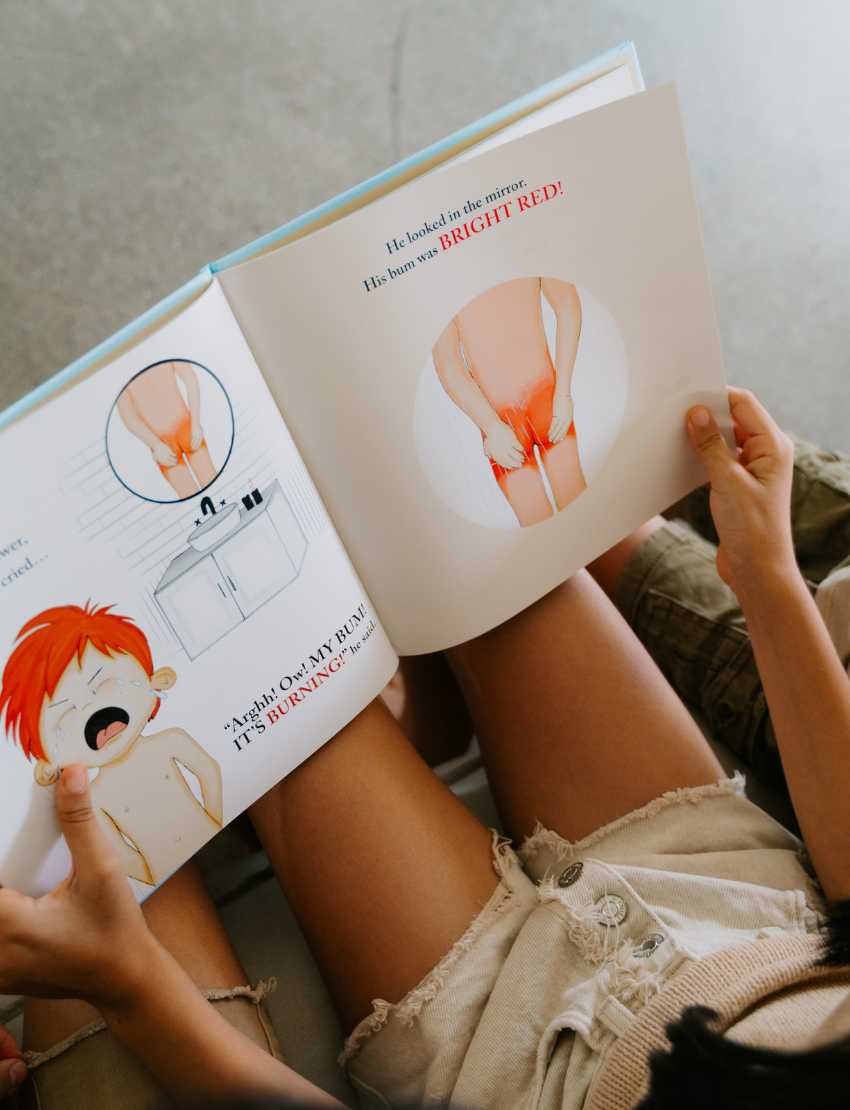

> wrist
[730,556,805,610]
[96,932,172,1019]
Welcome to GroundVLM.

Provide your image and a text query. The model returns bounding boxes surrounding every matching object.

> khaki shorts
[343,779,822,1110]
[614,433,850,785]
[16,984,281,1110]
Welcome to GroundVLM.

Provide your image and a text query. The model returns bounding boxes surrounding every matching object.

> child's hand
[0,1022,26,1100]
[686,386,796,596]
[548,393,574,444]
[151,438,179,468]
[0,766,158,1011]
[483,419,525,470]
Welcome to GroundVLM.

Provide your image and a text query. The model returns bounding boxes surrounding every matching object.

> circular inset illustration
[414,277,628,529]
[106,360,235,503]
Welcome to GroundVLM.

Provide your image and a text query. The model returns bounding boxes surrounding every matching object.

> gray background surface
[2,0,849,447]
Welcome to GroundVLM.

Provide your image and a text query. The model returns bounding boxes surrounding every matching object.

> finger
[0,1057,27,1099]
[731,418,749,450]
[55,766,118,881]
[0,1023,23,1062]
[726,386,781,439]
[686,406,737,484]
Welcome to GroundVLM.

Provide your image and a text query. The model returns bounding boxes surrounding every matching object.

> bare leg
[446,570,724,843]
[496,465,553,526]
[186,445,218,487]
[587,515,667,598]
[541,435,587,510]
[249,700,497,1032]
[380,654,474,766]
[23,859,246,1052]
[162,459,201,498]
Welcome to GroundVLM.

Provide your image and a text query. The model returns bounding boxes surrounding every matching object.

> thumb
[56,765,114,879]
[686,406,736,484]
[0,1023,26,1099]
[0,1057,27,1099]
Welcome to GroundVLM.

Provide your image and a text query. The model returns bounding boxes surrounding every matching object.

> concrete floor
[2,0,850,446]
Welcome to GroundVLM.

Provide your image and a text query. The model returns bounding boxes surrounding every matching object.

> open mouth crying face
[40,643,160,769]
[84,706,131,751]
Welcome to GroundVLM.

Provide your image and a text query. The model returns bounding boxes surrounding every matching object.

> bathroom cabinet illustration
[154,480,308,658]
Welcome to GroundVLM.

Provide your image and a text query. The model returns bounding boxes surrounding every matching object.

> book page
[219,84,729,656]
[431,61,638,172]
[0,279,397,900]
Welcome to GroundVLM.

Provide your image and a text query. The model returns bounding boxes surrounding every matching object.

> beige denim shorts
[343,777,822,1110]
[16,983,281,1110]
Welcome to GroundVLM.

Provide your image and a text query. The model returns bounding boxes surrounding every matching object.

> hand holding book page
[0,280,397,900]
[0,603,222,886]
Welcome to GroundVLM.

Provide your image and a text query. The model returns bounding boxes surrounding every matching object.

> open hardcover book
[0,44,728,901]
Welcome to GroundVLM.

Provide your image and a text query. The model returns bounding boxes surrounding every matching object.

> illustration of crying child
[0,603,222,887]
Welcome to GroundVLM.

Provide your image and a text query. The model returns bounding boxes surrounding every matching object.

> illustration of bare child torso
[92,731,220,887]
[453,278,555,410]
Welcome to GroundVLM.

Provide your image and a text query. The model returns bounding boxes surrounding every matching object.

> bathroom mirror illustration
[106,360,235,503]
[413,277,628,529]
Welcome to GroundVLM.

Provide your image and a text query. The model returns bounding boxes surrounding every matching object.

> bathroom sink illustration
[188,503,241,551]
[154,480,308,659]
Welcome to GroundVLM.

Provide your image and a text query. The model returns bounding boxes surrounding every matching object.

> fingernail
[10,1060,27,1086]
[690,407,711,428]
[64,767,87,795]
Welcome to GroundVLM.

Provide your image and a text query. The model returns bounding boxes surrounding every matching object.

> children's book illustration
[154,479,308,659]
[107,359,234,503]
[414,280,629,530]
[0,603,223,887]
[433,277,586,527]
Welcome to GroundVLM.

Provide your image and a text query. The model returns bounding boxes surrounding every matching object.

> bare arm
[103,944,341,1106]
[540,278,581,443]
[740,571,850,898]
[173,362,204,451]
[116,390,179,467]
[0,768,342,1107]
[432,320,524,470]
[166,729,223,825]
[687,387,850,899]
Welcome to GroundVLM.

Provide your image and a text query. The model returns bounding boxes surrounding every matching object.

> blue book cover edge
[1,41,641,431]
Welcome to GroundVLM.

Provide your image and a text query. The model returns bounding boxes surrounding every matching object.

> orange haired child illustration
[0,604,222,887]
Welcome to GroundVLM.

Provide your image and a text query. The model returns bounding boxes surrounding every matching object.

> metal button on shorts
[594,894,628,926]
[557,862,583,888]
[634,933,665,957]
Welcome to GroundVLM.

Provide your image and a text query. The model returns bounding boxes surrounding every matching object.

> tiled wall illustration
[61,396,327,659]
